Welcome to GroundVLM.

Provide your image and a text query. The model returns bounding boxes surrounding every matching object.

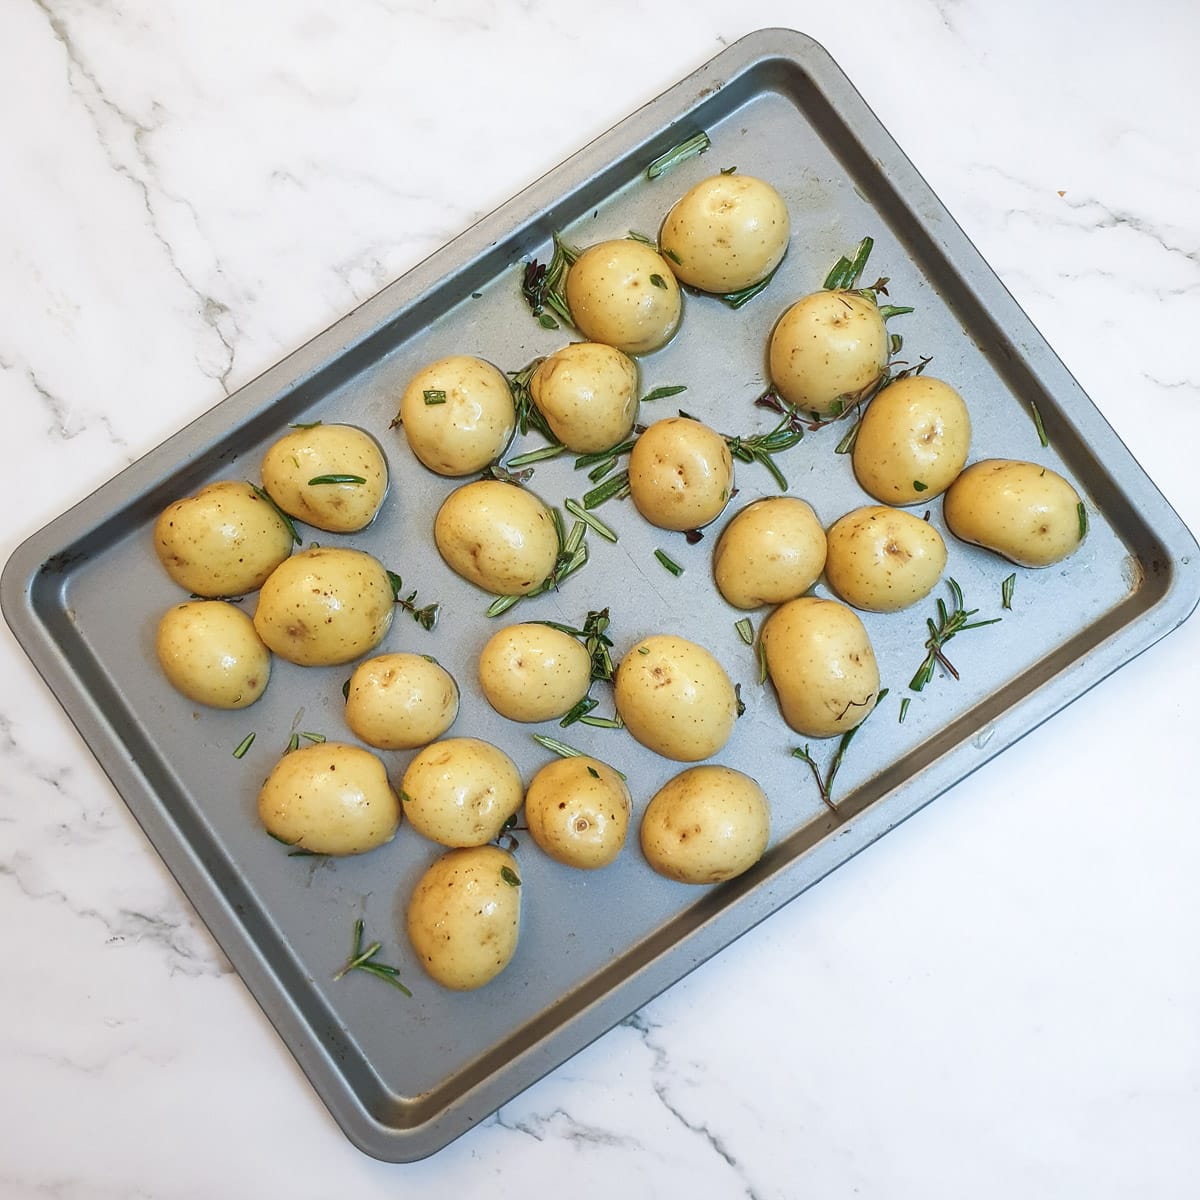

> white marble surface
[2,0,1199,1194]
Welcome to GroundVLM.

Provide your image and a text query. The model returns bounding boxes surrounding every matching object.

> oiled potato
[407,845,522,991]
[852,376,971,505]
[252,546,394,666]
[769,291,888,417]
[344,652,459,751]
[155,600,270,709]
[478,623,591,723]
[565,239,682,355]
[712,496,827,610]
[525,756,631,870]
[659,174,790,294]
[257,742,400,856]
[944,459,1086,567]
[154,480,293,597]
[434,480,560,596]
[260,423,388,533]
[824,506,947,612]
[761,597,880,738]
[628,416,733,532]
[640,765,770,884]
[614,634,737,762]
[397,355,516,476]
[529,342,640,453]
[400,737,524,848]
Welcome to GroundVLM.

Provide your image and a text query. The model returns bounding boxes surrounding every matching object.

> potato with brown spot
[824,505,947,612]
[344,652,459,750]
[525,756,631,869]
[529,342,640,453]
[478,623,591,722]
[628,417,733,532]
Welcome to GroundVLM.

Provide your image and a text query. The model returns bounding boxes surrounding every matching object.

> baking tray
[4,29,1198,1161]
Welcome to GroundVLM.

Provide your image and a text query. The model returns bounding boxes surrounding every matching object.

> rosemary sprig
[563,497,618,542]
[909,578,1001,692]
[531,733,627,780]
[1001,573,1016,610]
[1029,398,1049,447]
[248,482,301,544]
[724,410,806,490]
[519,233,580,329]
[232,732,256,759]
[647,131,710,179]
[386,571,440,630]
[734,617,754,646]
[718,261,781,310]
[508,357,558,444]
[506,443,566,468]
[583,469,631,509]
[536,609,618,725]
[333,919,413,997]
[792,688,889,813]
[654,548,684,576]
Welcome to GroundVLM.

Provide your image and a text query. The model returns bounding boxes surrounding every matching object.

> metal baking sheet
[4,29,1198,1161]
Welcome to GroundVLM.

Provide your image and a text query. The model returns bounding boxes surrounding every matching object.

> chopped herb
[734,682,746,717]
[333,919,412,997]
[636,645,651,655]
[912,480,928,493]
[1029,398,1049,447]
[626,230,657,246]
[718,260,781,310]
[299,731,325,744]
[734,617,754,645]
[386,571,440,630]
[537,313,560,330]
[342,678,351,700]
[792,688,889,812]
[899,697,911,723]
[1001,573,1016,610]
[756,639,769,684]
[308,474,366,486]
[398,788,413,804]
[507,443,566,468]
[422,389,447,405]
[532,733,626,779]
[560,695,599,727]
[834,419,861,455]
[720,165,737,175]
[232,732,256,759]
[500,866,522,887]
[578,714,623,729]
[583,469,631,509]
[289,420,323,429]
[641,384,687,403]
[654,548,684,576]
[646,131,710,179]
[649,273,668,290]
[248,482,301,544]
[586,766,600,778]
[564,497,618,542]
[663,246,683,266]
[909,578,1001,692]
[1077,502,1089,541]
[285,733,300,754]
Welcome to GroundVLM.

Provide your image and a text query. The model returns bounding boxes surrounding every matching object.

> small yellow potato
[478,623,591,723]
[252,546,394,667]
[614,634,737,762]
[529,342,640,453]
[260,423,389,533]
[433,480,560,596]
[852,375,971,505]
[564,239,682,355]
[824,506,947,613]
[769,291,888,416]
[761,596,881,738]
[943,459,1087,567]
[712,496,827,610]
[155,600,270,709]
[524,756,631,870]
[257,742,400,856]
[640,765,770,885]
[396,355,516,476]
[400,737,524,848]
[659,174,790,294]
[154,480,293,598]
[407,845,522,991]
[343,652,459,751]
[628,416,733,532]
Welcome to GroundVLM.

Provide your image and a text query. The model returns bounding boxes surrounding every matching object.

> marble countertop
[3,1,1198,1195]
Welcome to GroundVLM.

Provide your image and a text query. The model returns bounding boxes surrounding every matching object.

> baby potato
[397,355,516,476]
[564,239,682,355]
[154,480,293,597]
[628,416,733,532]
[529,342,640,453]
[260,423,388,533]
[659,173,790,294]
[524,756,631,870]
[614,634,737,762]
[434,480,560,596]
[761,596,880,738]
[943,459,1087,567]
[769,290,888,417]
[852,375,971,505]
[712,496,827,610]
[252,546,394,667]
[400,737,524,848]
[257,742,400,856]
[640,765,770,885]
[344,652,459,751]
[407,845,522,991]
[478,623,591,723]
[824,506,947,613]
[155,600,270,709]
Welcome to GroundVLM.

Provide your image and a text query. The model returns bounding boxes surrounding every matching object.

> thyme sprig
[386,571,440,631]
[792,688,889,813]
[909,578,1001,692]
[519,233,580,329]
[333,919,413,997]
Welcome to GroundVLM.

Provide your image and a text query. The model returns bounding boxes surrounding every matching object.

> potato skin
[565,240,682,355]
[260,423,388,533]
[252,546,395,667]
[613,634,737,762]
[400,737,524,848]
[478,623,591,723]
[434,480,560,596]
[943,459,1086,567]
[407,845,522,991]
[397,355,516,476]
[640,765,770,884]
[257,742,400,856]
[712,496,827,610]
[155,600,271,709]
[154,480,293,598]
[344,652,459,751]
[628,417,733,532]
[529,342,640,453]
[525,756,631,870]
[824,506,947,613]
[659,174,790,294]
[852,376,971,505]
[769,291,888,416]
[761,597,880,737]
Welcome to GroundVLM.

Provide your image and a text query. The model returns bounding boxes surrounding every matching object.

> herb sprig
[333,919,413,997]
[792,689,889,812]
[386,571,440,631]
[520,234,580,329]
[486,510,588,617]
[909,578,1001,692]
